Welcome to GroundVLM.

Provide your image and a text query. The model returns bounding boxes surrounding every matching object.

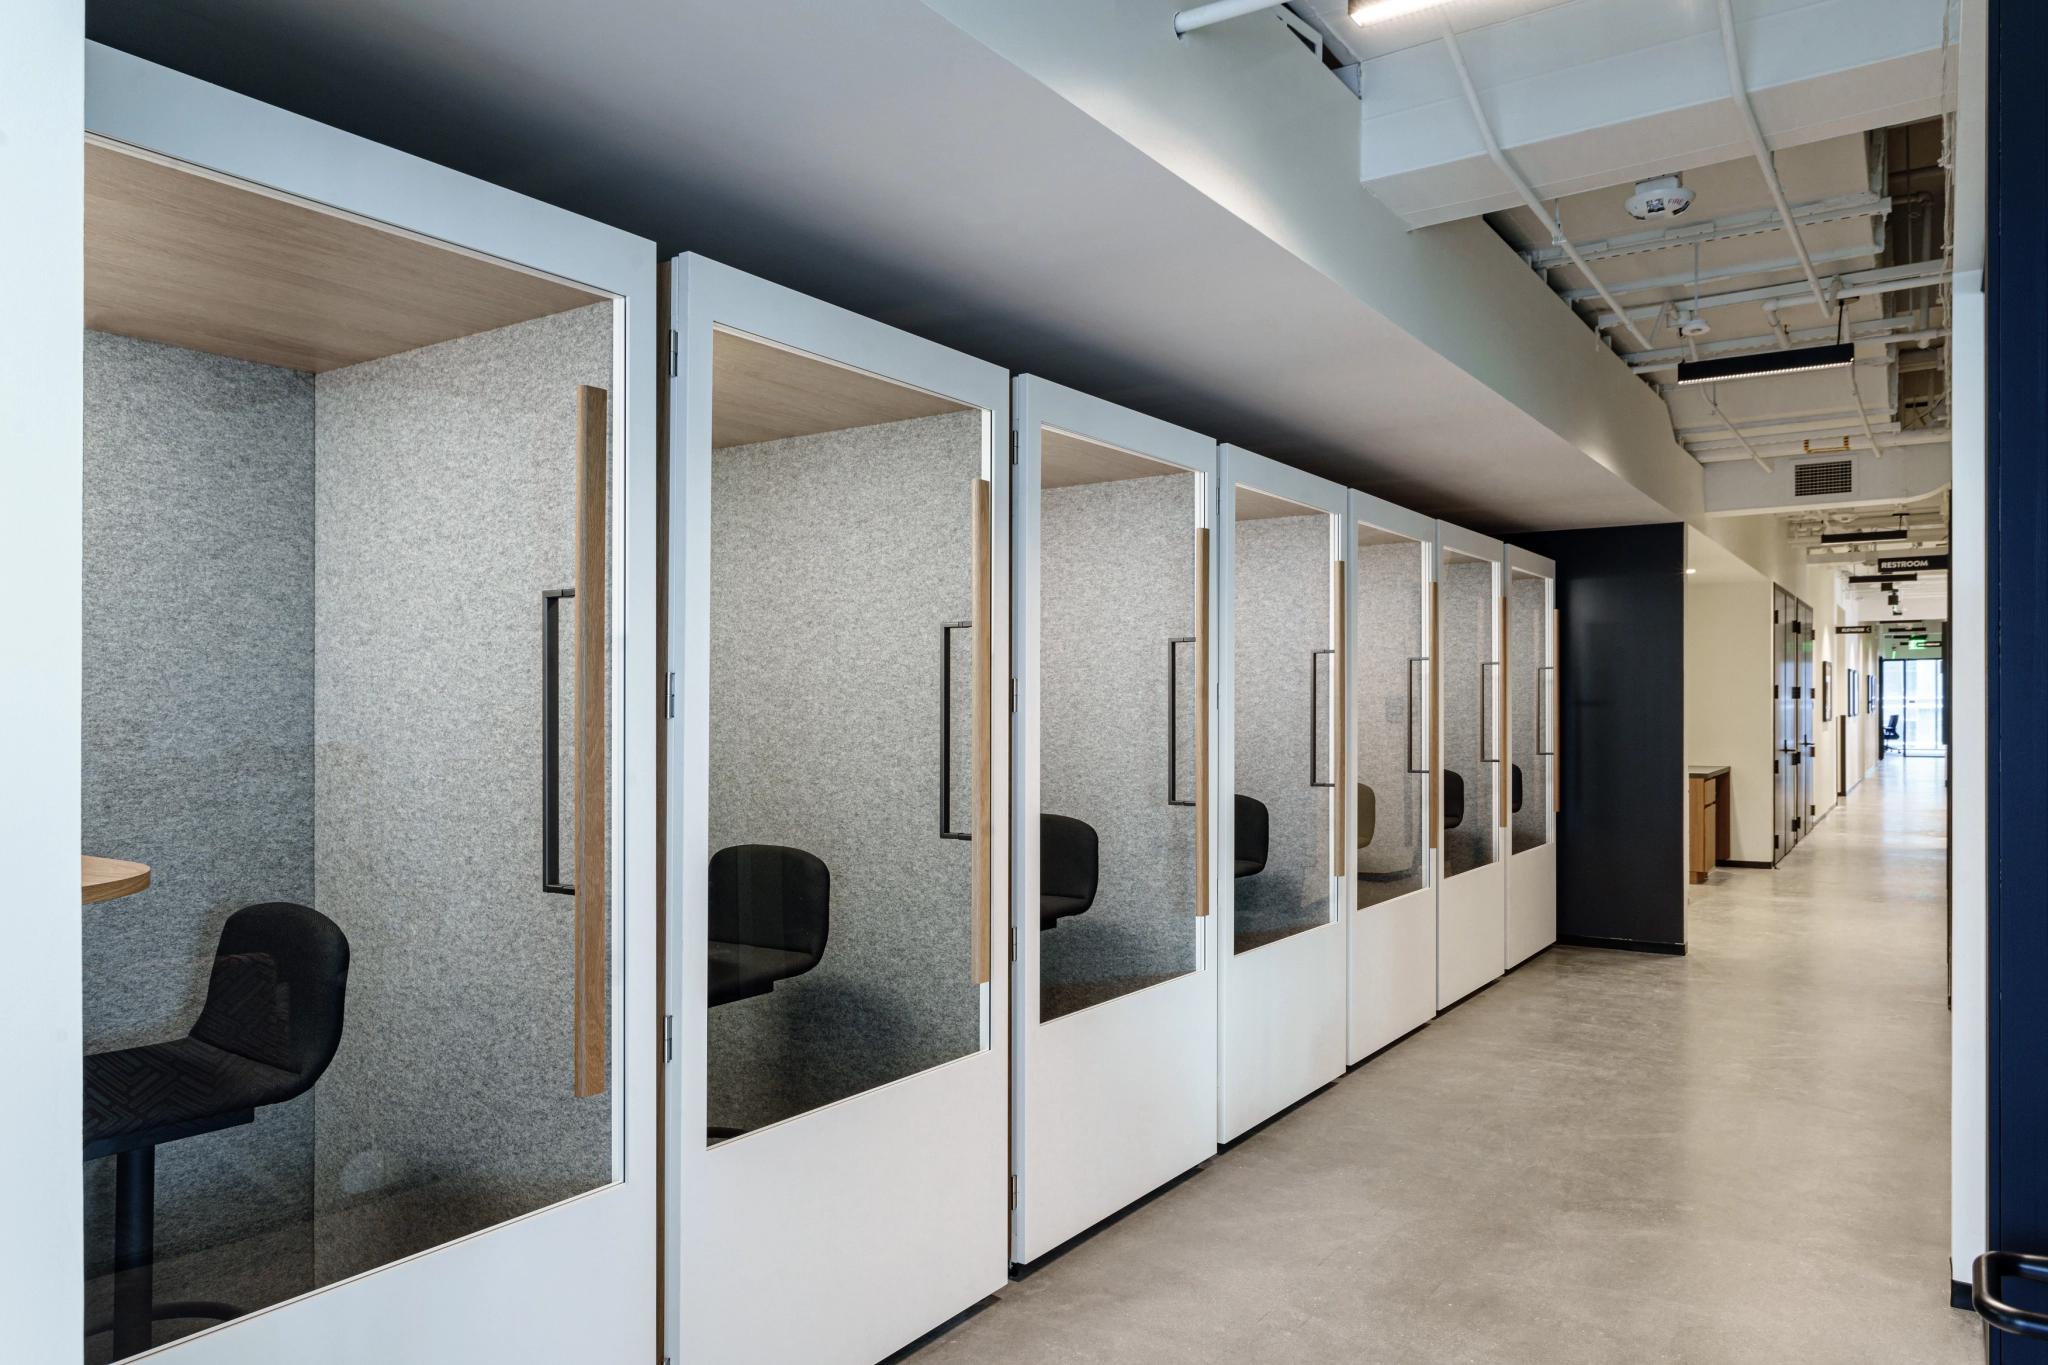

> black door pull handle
[1975,1251,2048,1338]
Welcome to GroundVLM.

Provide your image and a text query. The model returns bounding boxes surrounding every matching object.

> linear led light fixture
[1820,529,1911,544]
[1349,0,1456,23]
[1673,342,1854,387]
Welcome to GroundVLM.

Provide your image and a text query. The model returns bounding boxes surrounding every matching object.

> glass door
[1435,522,1506,1008]
[667,255,1011,1365]
[77,50,654,1365]
[1009,376,1217,1266]
[1505,548,1557,969]
[1346,492,1437,1064]
[1216,447,1348,1142]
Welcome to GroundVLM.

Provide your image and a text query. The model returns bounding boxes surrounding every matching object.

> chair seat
[1234,858,1263,879]
[1039,895,1092,931]
[84,1037,297,1155]
[709,941,817,1007]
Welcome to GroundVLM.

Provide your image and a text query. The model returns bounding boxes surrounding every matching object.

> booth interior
[1509,568,1550,855]
[79,140,616,1357]
[1232,487,1337,955]
[1439,550,1499,877]
[1033,431,1201,1021]
[703,328,989,1138]
[1352,524,1429,906]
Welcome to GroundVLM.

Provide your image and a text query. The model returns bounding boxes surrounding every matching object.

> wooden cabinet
[1689,766,1731,883]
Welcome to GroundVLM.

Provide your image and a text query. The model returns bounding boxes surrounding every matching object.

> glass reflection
[1354,529,1429,906]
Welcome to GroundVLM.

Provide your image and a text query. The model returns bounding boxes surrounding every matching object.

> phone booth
[1505,547,1558,968]
[1009,376,1218,1266]
[1435,521,1506,1008]
[1215,447,1348,1141]
[665,254,1011,1363]
[72,44,658,1363]
[1346,492,1438,1063]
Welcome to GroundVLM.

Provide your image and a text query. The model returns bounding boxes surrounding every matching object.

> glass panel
[1353,529,1428,907]
[1441,554,1498,877]
[1233,493,1334,953]
[706,328,986,1139]
[1509,573,1549,854]
[1037,436,1201,1020]
[82,146,614,1357]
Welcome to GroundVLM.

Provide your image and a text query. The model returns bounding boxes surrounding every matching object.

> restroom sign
[1875,554,1949,573]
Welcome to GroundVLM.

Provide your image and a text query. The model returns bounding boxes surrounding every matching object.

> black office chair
[1234,795,1269,878]
[83,902,349,1360]
[1443,770,1465,830]
[1039,814,1099,930]
[1355,782,1377,851]
[1883,714,1902,741]
[1512,764,1524,814]
[708,845,829,1007]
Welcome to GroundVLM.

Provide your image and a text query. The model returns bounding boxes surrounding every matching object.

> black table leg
[112,1145,154,1360]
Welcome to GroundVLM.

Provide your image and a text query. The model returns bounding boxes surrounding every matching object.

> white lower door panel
[679,1051,1007,1365]
[1220,920,1346,1142]
[1017,972,1216,1263]
[1506,843,1557,968]
[1348,884,1437,1064]
[151,1184,651,1365]
[1437,862,1505,1008]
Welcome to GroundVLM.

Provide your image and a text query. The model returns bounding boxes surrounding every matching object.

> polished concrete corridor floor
[906,759,1978,1363]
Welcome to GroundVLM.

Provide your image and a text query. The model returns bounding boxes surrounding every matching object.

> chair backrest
[193,902,349,1101]
[1512,764,1524,814]
[1040,814,1099,907]
[709,845,830,959]
[1235,794,1269,867]
[1443,770,1465,830]
[1355,782,1376,850]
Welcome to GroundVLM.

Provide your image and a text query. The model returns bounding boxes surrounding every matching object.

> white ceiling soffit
[83,2,1682,533]
[1358,0,1954,228]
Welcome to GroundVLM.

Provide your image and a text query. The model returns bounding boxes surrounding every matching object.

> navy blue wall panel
[1989,0,2048,1356]
[1513,523,1686,953]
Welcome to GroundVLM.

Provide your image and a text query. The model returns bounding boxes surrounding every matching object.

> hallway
[904,759,1976,1364]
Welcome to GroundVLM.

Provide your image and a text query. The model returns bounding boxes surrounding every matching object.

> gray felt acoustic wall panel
[311,302,613,1282]
[1038,473,1198,1011]
[1232,514,1333,949]
[1353,540,1429,903]
[82,330,318,1313]
[707,411,984,1133]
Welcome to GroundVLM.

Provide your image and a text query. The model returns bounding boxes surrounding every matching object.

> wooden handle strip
[1196,527,1211,917]
[1499,594,1510,828]
[1428,581,1440,851]
[1334,558,1348,876]
[971,478,993,984]
[573,384,608,1099]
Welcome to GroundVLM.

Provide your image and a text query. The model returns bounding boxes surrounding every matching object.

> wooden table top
[82,855,151,904]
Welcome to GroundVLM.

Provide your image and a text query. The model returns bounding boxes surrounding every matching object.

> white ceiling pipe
[1600,264,1950,330]
[1174,0,1277,34]
[1521,194,1891,270]
[1436,16,1653,351]
[1694,387,1773,472]
[1690,430,1951,460]
[1846,366,1888,459]
[1717,0,1831,319]
[1555,242,1879,303]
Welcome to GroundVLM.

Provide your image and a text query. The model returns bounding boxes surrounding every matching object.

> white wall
[0,3,83,1356]
[1685,580,1776,864]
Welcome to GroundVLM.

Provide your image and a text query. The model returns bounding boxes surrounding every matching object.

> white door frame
[1435,519,1506,1010]
[74,43,660,1364]
[666,254,1012,1365]
[1215,446,1348,1142]
[1010,375,1219,1265]
[1345,491,1438,1065]
[1504,546,1557,970]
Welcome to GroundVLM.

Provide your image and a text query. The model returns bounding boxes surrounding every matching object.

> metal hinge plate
[668,329,678,377]
[1008,1174,1017,1210]
[664,1014,674,1063]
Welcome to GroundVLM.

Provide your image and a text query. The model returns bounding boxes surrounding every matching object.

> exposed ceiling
[84,0,1680,535]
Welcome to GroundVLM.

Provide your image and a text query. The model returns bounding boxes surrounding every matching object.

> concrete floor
[904,759,1981,1363]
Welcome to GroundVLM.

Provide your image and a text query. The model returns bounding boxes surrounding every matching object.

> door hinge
[1008,1174,1017,1210]
[1775,835,1781,848]
[1010,429,1019,464]
[1774,686,1780,698]
[1011,678,1018,712]
[1774,759,1780,774]
[1010,926,1019,962]
[668,329,678,378]
[663,1014,674,1063]
[667,671,676,719]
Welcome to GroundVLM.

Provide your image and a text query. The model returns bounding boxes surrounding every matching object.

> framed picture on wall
[1822,660,1833,722]
[1867,671,1877,715]
[1847,667,1859,717]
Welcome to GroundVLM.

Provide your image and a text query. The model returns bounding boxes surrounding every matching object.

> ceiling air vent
[1794,460,1854,497]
